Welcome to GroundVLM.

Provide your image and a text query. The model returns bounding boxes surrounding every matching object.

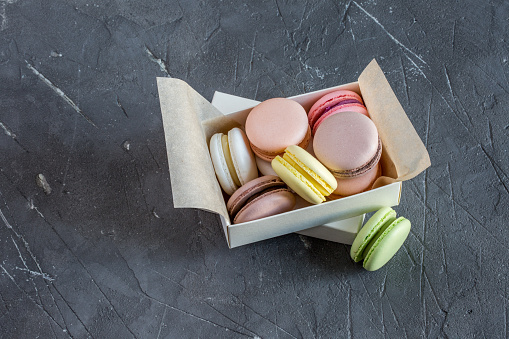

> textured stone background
[1,0,508,338]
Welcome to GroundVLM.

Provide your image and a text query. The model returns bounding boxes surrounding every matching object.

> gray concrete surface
[0,0,508,338]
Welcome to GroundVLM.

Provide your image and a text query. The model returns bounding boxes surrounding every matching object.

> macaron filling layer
[329,137,383,178]
[324,99,362,111]
[242,186,282,206]
[210,133,238,195]
[351,207,397,262]
[273,155,326,202]
[221,134,241,186]
[249,142,282,158]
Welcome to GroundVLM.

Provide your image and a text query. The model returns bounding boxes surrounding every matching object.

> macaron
[210,127,258,195]
[255,156,277,176]
[245,98,311,161]
[350,207,411,271]
[271,145,337,204]
[226,175,296,224]
[313,111,382,196]
[308,90,369,134]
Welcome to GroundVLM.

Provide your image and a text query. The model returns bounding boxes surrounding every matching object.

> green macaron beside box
[157,59,430,249]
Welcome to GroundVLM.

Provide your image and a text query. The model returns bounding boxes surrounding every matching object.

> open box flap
[359,60,431,186]
[157,78,231,223]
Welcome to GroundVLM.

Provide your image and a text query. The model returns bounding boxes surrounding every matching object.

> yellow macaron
[271,145,337,204]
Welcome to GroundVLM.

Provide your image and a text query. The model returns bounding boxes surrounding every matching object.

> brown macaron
[226,175,296,224]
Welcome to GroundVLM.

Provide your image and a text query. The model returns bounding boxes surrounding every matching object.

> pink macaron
[227,175,296,223]
[245,98,311,161]
[313,111,382,196]
[308,90,368,134]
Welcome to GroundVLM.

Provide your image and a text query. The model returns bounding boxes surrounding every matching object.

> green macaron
[350,207,411,271]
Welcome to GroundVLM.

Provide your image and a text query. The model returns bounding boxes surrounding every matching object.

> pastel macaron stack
[350,207,411,271]
[209,127,258,195]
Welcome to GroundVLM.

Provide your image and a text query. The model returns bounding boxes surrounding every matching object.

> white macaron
[209,127,258,195]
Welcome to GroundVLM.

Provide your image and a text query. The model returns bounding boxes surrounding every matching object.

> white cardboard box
[211,91,382,246]
[157,59,430,248]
